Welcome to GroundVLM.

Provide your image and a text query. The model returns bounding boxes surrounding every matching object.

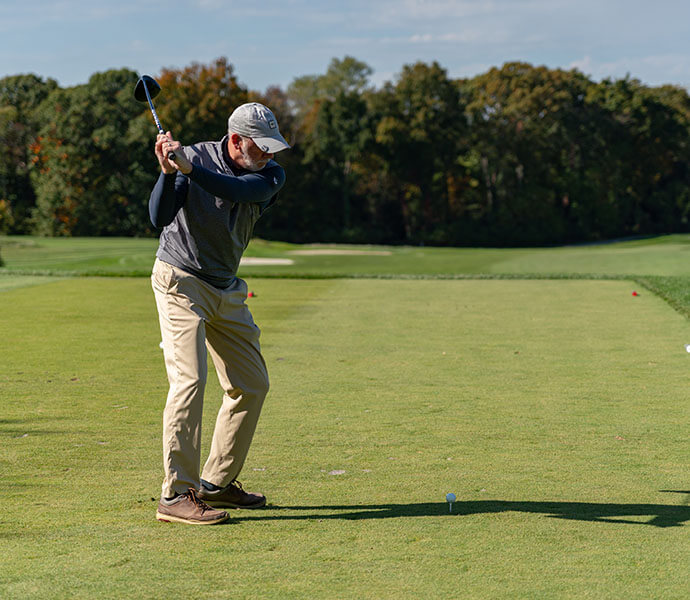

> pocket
[151,259,175,294]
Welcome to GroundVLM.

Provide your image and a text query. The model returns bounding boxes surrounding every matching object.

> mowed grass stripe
[0,275,67,293]
[1,278,689,599]
[5,234,690,277]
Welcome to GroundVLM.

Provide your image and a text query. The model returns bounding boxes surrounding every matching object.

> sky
[2,0,690,92]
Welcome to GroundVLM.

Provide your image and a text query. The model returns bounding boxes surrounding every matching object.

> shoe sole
[156,511,230,525]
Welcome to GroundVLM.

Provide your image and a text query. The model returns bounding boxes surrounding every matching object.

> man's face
[237,136,273,171]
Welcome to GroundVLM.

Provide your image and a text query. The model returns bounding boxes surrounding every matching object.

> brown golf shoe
[197,480,266,509]
[156,488,230,525]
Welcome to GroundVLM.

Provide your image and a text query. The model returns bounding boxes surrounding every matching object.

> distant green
[3,233,690,277]
[4,233,690,318]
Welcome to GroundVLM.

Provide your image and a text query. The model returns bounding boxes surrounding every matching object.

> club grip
[167,151,176,160]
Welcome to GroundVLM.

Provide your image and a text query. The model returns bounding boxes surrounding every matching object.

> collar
[220,135,235,171]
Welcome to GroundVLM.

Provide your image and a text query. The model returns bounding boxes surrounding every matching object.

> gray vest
[157,139,282,289]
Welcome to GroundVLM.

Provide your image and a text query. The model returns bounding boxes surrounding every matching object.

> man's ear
[229,133,243,149]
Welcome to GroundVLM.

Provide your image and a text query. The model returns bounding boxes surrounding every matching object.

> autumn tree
[31,69,154,236]
[155,57,248,144]
[4,56,690,245]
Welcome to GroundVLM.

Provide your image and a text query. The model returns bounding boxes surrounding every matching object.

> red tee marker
[632,291,638,296]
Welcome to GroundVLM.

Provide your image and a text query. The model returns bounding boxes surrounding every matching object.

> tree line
[2,56,690,246]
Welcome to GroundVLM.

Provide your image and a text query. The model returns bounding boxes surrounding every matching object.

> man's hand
[155,131,193,175]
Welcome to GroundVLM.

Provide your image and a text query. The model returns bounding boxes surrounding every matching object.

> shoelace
[186,488,213,514]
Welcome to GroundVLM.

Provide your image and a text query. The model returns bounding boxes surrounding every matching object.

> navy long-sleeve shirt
[149,163,281,228]
[149,136,285,288]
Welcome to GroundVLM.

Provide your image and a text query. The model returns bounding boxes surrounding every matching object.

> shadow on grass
[241,499,690,528]
[0,415,71,426]
[0,416,75,437]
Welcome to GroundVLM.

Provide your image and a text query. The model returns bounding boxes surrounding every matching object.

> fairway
[6,234,690,278]
[1,276,689,598]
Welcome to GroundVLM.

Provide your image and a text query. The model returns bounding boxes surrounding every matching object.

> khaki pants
[151,259,269,499]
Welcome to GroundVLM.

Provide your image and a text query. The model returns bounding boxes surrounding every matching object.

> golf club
[134,75,175,160]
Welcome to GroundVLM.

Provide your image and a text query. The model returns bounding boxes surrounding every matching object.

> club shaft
[141,79,176,160]
[142,82,164,133]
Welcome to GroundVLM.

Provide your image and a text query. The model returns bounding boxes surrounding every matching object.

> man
[149,102,289,525]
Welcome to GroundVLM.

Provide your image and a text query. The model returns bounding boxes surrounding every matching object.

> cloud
[356,0,568,28]
[569,56,594,73]
[380,30,486,44]
[569,54,690,87]
[0,0,166,30]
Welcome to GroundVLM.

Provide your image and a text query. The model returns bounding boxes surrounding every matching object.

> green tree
[588,77,690,237]
[0,74,58,232]
[462,63,616,243]
[31,69,155,236]
[10,56,690,245]
[288,56,372,106]
[371,61,466,243]
[258,56,375,243]
[459,63,690,244]
[301,90,374,239]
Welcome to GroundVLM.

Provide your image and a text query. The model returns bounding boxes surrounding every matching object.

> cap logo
[261,144,269,152]
[268,119,277,129]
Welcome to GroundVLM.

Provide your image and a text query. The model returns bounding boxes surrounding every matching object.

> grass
[1,235,690,598]
[4,233,690,278]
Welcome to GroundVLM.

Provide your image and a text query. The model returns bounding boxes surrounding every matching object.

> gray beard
[240,144,264,172]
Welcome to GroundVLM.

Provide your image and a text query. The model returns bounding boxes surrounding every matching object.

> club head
[134,75,161,102]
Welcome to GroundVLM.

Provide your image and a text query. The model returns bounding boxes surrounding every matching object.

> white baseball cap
[227,102,290,153]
